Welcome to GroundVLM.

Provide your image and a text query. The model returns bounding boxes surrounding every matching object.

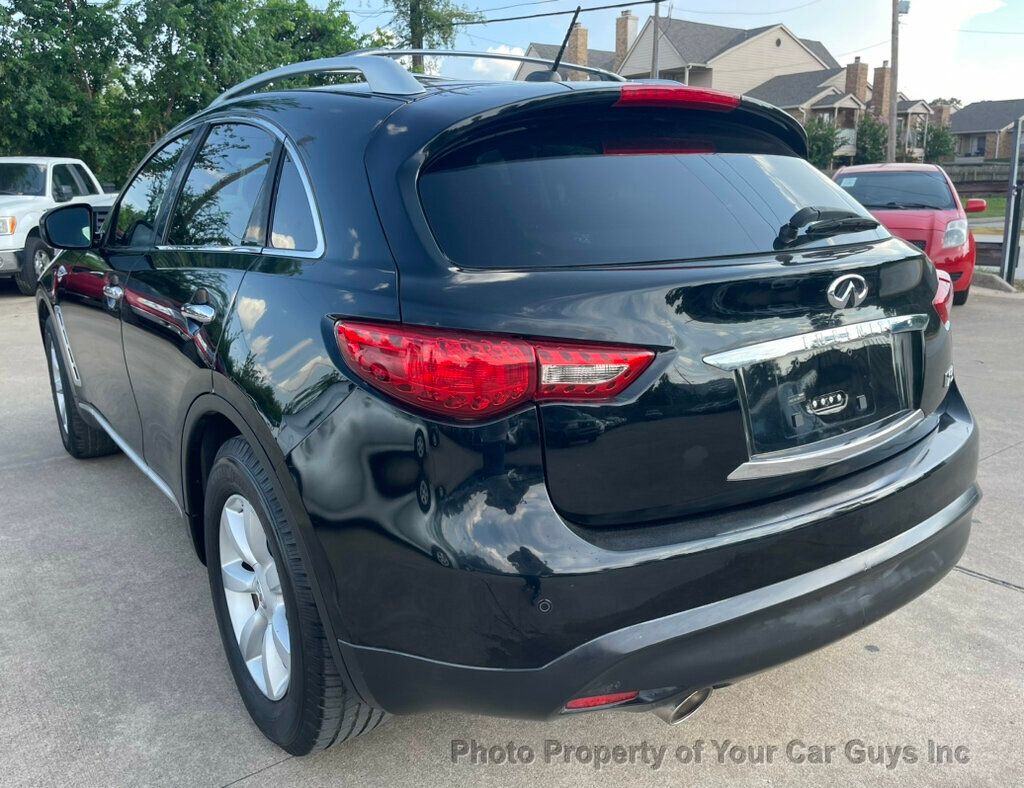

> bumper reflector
[564,691,639,710]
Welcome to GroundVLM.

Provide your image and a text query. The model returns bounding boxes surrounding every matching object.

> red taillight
[933,270,954,326]
[565,691,639,710]
[336,321,655,421]
[614,84,740,111]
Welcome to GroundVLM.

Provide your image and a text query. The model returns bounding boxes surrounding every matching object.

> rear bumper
[340,484,976,718]
[304,385,980,719]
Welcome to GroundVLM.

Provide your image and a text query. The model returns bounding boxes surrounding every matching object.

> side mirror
[40,204,94,250]
[54,184,74,203]
[965,198,987,214]
[100,182,117,193]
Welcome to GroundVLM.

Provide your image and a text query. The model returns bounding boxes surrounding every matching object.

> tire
[43,317,119,459]
[204,436,386,755]
[953,287,969,306]
[15,237,51,296]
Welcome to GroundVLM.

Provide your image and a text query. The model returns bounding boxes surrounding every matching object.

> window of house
[111,134,192,248]
[269,154,318,252]
[167,123,276,248]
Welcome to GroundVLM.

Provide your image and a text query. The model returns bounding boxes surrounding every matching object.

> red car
[834,163,986,304]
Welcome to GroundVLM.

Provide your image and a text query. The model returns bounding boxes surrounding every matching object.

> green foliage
[804,116,841,170]
[0,0,440,184]
[854,114,887,165]
[922,124,956,163]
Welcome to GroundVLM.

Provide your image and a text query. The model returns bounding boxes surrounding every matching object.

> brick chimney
[872,60,891,118]
[615,11,637,71]
[845,56,869,103]
[931,102,953,127]
[564,23,588,81]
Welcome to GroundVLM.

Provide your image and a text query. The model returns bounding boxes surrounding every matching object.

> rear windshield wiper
[775,207,879,249]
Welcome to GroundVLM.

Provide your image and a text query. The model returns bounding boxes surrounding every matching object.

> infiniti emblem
[826,273,869,309]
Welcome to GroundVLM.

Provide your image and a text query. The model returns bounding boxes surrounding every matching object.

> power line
[959,28,1024,35]
[341,0,831,21]
[460,0,656,25]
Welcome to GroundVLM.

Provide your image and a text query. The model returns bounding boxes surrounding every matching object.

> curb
[973,270,1018,294]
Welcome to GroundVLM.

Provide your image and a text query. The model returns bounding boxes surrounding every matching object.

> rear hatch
[380,86,950,527]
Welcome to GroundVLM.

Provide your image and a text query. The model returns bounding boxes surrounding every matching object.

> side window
[52,164,88,200]
[70,164,99,195]
[167,124,276,248]
[112,134,192,248]
[270,154,318,252]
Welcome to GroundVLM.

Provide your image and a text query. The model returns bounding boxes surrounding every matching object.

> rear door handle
[102,284,123,302]
[182,302,216,325]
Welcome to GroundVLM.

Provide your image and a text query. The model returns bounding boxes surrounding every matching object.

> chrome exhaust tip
[653,687,712,725]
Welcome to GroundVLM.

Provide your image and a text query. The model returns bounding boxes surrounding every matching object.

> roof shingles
[745,68,842,106]
[951,99,1024,134]
[526,42,617,73]
[655,18,838,68]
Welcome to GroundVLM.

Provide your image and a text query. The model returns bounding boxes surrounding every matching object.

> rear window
[836,170,956,210]
[418,115,882,269]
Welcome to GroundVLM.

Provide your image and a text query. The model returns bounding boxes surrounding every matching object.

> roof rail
[209,52,427,107]
[361,49,627,83]
[209,48,627,107]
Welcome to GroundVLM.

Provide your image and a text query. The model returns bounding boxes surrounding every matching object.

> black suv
[36,50,979,755]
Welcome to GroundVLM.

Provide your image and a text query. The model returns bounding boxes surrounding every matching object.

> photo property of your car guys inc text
[1,0,1022,785]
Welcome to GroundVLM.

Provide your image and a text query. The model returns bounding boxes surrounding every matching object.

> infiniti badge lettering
[827,274,869,309]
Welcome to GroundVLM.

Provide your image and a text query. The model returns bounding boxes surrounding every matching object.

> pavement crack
[979,436,1024,463]
[220,755,295,787]
[954,564,1024,593]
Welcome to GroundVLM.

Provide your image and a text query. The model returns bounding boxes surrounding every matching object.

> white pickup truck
[0,157,118,295]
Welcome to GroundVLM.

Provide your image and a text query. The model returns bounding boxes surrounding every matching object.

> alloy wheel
[34,248,51,277]
[219,494,291,701]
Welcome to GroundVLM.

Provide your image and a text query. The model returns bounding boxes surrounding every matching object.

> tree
[0,0,370,184]
[855,114,887,164]
[384,0,481,69]
[0,0,124,176]
[929,97,962,111]
[922,124,955,163]
[805,116,841,170]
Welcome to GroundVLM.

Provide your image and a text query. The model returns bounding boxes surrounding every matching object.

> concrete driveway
[0,279,1021,787]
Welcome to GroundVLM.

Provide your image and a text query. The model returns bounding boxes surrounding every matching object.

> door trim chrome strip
[727,408,926,481]
[52,305,82,386]
[78,403,183,515]
[703,314,931,371]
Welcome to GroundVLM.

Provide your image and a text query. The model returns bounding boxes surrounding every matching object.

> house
[617,16,838,94]
[513,11,633,81]
[747,58,932,163]
[950,99,1024,161]
[518,13,934,166]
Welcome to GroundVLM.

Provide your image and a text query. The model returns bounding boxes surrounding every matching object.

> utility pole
[650,2,660,79]
[886,0,901,162]
[1001,116,1023,284]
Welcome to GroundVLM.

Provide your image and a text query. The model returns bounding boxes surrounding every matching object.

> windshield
[418,114,883,269]
[0,163,47,196]
[836,170,956,210]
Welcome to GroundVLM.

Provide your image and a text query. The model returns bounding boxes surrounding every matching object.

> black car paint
[36,80,978,719]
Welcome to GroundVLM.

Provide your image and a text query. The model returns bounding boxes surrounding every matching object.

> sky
[342,0,1024,104]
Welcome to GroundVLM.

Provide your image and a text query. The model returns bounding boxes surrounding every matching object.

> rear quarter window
[418,114,884,269]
